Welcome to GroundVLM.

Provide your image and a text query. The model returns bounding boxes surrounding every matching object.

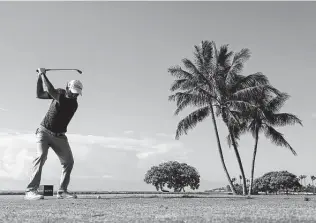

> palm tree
[245,88,302,195]
[299,175,304,189]
[168,40,237,194]
[311,175,316,194]
[168,40,271,195]
[207,45,280,195]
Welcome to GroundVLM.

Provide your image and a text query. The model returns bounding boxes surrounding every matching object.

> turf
[0,194,315,222]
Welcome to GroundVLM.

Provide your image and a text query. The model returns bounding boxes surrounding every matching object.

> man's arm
[36,74,52,99]
[41,73,61,103]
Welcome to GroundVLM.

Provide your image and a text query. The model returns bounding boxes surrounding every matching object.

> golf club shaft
[36,68,82,74]
[46,69,78,71]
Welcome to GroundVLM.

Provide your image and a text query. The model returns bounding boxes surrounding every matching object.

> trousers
[26,126,74,192]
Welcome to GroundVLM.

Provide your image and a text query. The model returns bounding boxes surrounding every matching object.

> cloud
[123,130,134,135]
[155,133,175,139]
[72,175,113,179]
[136,142,182,159]
[0,129,189,186]
[0,108,8,112]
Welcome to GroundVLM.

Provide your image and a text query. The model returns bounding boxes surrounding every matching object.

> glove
[36,68,46,76]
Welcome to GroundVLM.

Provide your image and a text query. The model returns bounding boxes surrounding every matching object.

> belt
[38,125,66,137]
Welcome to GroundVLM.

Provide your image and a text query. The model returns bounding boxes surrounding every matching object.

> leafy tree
[144,161,200,192]
[168,40,271,195]
[253,171,301,194]
[243,88,302,195]
[304,184,315,193]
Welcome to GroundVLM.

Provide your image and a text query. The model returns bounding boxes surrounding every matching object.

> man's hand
[36,68,46,77]
[40,71,60,103]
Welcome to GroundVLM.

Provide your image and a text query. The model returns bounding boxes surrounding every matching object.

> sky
[0,1,315,192]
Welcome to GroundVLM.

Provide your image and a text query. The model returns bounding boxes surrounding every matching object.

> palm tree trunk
[249,128,259,196]
[230,130,247,195]
[209,105,237,195]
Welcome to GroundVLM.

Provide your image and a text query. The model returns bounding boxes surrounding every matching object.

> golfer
[25,68,83,200]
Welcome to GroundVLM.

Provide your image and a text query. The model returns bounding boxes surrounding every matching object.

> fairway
[0,195,315,222]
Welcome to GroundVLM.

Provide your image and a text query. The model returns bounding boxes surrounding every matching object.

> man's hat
[68,80,83,96]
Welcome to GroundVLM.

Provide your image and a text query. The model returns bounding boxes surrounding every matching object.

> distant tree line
[226,171,316,195]
[143,161,316,196]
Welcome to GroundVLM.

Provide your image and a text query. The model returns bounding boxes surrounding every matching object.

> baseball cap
[68,80,83,96]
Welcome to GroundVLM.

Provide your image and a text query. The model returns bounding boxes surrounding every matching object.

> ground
[0,194,315,222]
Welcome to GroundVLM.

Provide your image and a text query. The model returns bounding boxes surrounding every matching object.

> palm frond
[175,106,210,139]
[182,58,217,92]
[171,83,216,103]
[226,134,232,148]
[232,84,281,103]
[234,48,251,62]
[193,45,204,72]
[265,92,290,112]
[217,44,233,68]
[226,100,257,114]
[263,125,297,156]
[268,113,303,127]
[229,115,248,139]
[248,119,261,138]
[232,73,269,93]
[168,66,194,79]
[222,109,247,149]
[193,41,214,72]
[168,91,209,115]
[225,48,251,82]
[227,110,246,127]
[231,85,263,102]
[221,108,229,124]
[231,48,251,70]
[211,41,219,71]
[170,77,203,92]
[170,79,189,91]
[194,87,218,103]
[228,128,240,148]
[182,58,202,77]
[201,40,214,70]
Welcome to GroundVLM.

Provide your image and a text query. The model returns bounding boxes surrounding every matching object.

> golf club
[36,68,82,74]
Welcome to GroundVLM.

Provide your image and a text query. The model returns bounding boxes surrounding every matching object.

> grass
[0,194,315,222]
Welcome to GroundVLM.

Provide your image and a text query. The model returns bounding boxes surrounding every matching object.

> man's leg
[25,130,49,200]
[49,134,76,198]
